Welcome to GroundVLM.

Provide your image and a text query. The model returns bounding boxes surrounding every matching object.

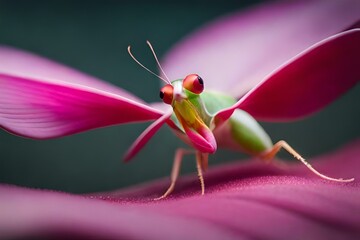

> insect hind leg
[262,140,354,183]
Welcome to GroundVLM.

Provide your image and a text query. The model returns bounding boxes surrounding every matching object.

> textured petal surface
[215,30,360,123]
[0,74,162,139]
[162,0,360,98]
[1,140,359,240]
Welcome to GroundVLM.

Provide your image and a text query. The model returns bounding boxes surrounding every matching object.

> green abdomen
[229,110,273,154]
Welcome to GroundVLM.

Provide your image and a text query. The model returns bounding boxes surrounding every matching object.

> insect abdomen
[228,109,273,155]
[214,109,273,155]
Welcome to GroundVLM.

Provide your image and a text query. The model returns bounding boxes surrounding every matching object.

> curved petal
[162,0,360,98]
[1,140,359,239]
[0,74,163,139]
[124,109,173,162]
[215,29,360,123]
[0,46,142,102]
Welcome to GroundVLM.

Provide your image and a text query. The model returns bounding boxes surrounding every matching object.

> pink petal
[0,185,234,240]
[1,140,359,239]
[0,46,142,102]
[0,74,163,139]
[124,109,173,161]
[215,29,360,123]
[162,0,360,98]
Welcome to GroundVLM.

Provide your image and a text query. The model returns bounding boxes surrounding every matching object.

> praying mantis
[0,33,357,199]
[124,41,354,200]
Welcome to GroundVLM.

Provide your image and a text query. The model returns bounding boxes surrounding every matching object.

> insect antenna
[127,44,170,84]
[146,40,171,83]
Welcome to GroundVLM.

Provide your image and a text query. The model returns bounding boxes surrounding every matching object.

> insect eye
[183,74,204,94]
[159,84,174,104]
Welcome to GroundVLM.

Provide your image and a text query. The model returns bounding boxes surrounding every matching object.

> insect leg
[262,140,354,182]
[196,152,208,195]
[154,148,195,200]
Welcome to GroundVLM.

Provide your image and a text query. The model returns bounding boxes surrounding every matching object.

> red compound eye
[183,74,204,94]
[159,84,174,104]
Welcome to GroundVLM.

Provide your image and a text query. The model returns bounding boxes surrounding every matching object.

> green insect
[125,42,354,200]
[0,39,356,200]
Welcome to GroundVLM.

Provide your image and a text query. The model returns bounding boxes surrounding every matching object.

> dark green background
[0,0,359,194]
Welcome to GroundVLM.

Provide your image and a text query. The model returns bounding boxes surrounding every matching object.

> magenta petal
[0,74,163,139]
[124,109,173,161]
[162,1,360,98]
[0,46,142,101]
[1,140,360,239]
[0,185,235,240]
[215,29,360,122]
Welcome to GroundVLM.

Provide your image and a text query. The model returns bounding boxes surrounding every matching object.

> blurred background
[0,0,359,194]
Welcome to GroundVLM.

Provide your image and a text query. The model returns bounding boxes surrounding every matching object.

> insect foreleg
[261,140,354,182]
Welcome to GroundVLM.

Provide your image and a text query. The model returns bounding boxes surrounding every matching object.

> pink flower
[1,141,360,239]
[0,0,359,239]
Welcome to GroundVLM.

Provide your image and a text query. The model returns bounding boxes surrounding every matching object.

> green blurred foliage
[0,0,359,193]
